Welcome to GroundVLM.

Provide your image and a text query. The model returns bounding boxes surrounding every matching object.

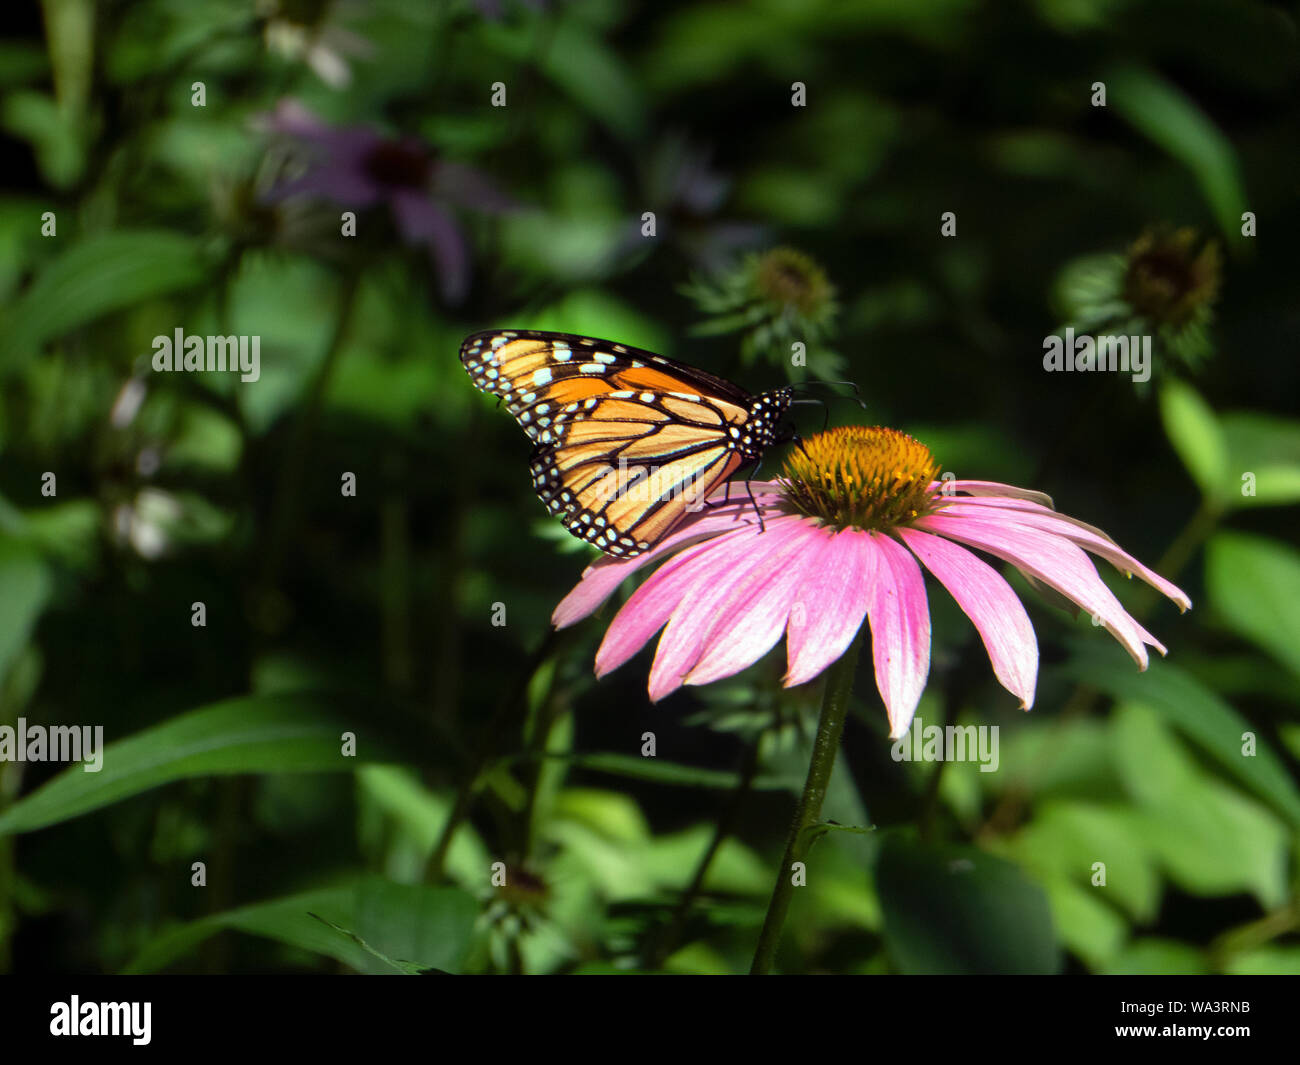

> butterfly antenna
[788,396,830,433]
[793,380,868,412]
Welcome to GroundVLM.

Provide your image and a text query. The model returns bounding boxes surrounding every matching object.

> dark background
[0,0,1297,974]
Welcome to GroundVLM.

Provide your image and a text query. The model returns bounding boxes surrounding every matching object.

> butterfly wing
[460,330,762,556]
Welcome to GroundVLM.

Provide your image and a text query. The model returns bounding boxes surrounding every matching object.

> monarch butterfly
[459,330,794,557]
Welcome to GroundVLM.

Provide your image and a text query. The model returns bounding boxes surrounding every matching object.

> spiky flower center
[754,247,834,317]
[779,426,940,531]
[1123,226,1221,327]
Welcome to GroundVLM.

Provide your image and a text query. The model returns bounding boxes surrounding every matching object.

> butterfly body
[460,330,793,557]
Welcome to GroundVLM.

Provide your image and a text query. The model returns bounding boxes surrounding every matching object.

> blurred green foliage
[0,0,1297,974]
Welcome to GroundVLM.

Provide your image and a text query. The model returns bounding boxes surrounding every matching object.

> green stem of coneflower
[750,627,864,975]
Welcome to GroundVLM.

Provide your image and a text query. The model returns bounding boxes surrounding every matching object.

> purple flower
[259,100,511,301]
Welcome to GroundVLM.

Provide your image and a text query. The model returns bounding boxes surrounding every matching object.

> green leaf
[1063,644,1300,829]
[1223,947,1300,976]
[975,717,1120,801]
[642,825,770,897]
[875,832,1060,974]
[573,752,797,791]
[1112,703,1288,908]
[1104,937,1209,975]
[481,18,644,141]
[1206,532,1300,679]
[0,91,84,188]
[0,230,209,374]
[1158,379,1227,503]
[1108,64,1248,242]
[308,913,429,975]
[1003,800,1161,922]
[123,877,478,974]
[0,535,52,682]
[1282,724,1300,762]
[0,41,50,89]
[816,820,874,836]
[0,694,400,836]
[540,22,645,141]
[1038,875,1128,970]
[356,766,489,886]
[800,829,882,934]
[552,787,651,844]
[1221,412,1300,507]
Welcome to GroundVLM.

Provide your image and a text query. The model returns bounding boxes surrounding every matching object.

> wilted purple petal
[259,99,382,166]
[265,168,384,208]
[391,191,469,302]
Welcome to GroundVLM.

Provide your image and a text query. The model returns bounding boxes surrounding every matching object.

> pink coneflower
[553,426,1190,738]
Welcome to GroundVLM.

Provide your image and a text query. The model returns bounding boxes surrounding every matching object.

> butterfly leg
[740,456,767,534]
[744,478,766,534]
[699,477,735,512]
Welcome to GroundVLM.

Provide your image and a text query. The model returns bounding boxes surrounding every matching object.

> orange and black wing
[459,330,765,556]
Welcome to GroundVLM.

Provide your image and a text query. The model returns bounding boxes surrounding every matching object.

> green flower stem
[750,628,864,974]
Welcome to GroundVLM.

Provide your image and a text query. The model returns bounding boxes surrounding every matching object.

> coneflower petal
[863,533,931,739]
[783,527,876,689]
[647,518,804,701]
[938,498,1191,611]
[684,520,818,688]
[593,533,734,677]
[898,527,1038,709]
[915,512,1156,668]
[933,479,1055,508]
[552,487,785,629]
